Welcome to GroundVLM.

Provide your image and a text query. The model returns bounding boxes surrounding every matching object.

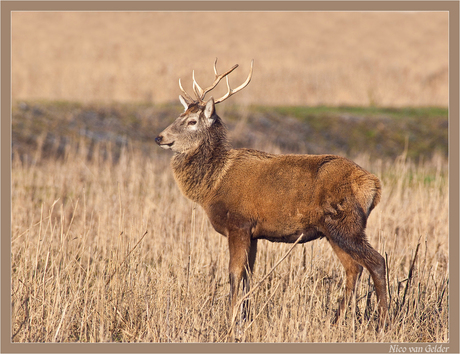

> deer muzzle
[155,135,174,149]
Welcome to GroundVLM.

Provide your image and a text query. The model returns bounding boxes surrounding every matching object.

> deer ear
[179,95,190,111]
[204,98,215,120]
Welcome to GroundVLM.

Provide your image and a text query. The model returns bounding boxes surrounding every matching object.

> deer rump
[204,150,380,246]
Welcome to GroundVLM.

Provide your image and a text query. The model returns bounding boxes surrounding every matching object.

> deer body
[155,60,387,328]
[212,153,379,239]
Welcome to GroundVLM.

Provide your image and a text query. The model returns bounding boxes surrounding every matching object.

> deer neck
[171,123,230,205]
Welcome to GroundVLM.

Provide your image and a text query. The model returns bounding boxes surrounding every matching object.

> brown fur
[156,85,388,329]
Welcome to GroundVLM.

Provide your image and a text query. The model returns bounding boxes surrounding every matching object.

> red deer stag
[155,59,388,327]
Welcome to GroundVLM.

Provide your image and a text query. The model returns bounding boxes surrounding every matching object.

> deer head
[155,59,253,153]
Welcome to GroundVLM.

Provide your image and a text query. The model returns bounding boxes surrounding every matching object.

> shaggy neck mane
[171,115,230,204]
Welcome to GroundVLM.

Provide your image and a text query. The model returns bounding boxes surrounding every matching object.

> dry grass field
[12,12,448,107]
[11,105,448,343]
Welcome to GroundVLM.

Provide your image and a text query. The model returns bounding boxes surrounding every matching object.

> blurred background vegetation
[12,101,447,165]
[11,12,448,164]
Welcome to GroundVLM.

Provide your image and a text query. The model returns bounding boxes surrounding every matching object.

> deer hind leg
[328,238,363,323]
[360,243,388,328]
[228,231,257,324]
[326,225,388,327]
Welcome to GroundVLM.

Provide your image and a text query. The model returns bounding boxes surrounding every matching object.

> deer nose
[155,136,163,145]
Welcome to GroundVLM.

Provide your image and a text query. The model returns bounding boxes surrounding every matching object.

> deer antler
[178,59,253,105]
[214,59,253,104]
[193,59,239,102]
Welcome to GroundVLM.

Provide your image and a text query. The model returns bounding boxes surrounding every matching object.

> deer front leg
[241,239,257,320]
[228,230,255,324]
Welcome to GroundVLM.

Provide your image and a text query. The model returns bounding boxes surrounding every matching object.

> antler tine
[215,59,254,104]
[179,78,195,103]
[213,57,219,76]
[192,70,204,102]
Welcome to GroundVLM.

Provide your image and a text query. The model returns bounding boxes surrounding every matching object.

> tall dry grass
[11,132,448,343]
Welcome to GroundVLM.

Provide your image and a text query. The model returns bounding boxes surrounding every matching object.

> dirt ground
[12,12,448,107]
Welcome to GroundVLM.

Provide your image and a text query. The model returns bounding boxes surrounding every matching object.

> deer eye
[188,120,197,126]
